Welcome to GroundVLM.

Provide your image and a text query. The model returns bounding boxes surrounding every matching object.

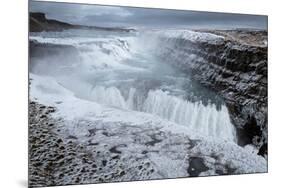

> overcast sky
[30,1,267,30]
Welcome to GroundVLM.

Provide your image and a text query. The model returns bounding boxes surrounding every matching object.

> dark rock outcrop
[158,30,268,156]
[187,157,209,177]
[30,12,73,32]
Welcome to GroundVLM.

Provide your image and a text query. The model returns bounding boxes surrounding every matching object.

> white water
[143,89,236,142]
[30,29,237,143]
[86,85,236,142]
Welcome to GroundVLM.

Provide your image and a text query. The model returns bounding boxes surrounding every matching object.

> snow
[151,30,225,45]
[30,73,267,175]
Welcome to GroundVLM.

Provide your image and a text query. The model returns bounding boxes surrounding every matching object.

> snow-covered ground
[152,29,225,44]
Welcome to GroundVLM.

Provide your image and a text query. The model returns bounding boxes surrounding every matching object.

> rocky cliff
[157,30,268,156]
[30,12,73,32]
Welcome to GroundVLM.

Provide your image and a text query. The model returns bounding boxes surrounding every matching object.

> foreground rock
[156,30,268,156]
[29,100,266,187]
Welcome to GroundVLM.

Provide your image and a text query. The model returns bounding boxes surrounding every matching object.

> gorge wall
[156,30,268,156]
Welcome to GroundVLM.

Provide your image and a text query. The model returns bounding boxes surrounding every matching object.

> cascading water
[86,85,236,142]
[143,89,236,142]
[30,29,237,143]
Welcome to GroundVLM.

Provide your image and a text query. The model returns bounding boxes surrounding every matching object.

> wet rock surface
[187,157,209,177]
[29,101,265,187]
[157,30,268,156]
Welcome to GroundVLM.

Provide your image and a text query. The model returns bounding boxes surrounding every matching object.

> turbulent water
[30,29,237,143]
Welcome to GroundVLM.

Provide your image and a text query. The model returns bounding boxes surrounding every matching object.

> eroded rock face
[156,30,268,156]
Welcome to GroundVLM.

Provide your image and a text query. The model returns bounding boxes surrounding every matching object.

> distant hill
[29,12,135,32]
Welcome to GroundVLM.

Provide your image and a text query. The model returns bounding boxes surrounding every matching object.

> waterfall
[89,86,128,109]
[30,31,237,143]
[88,86,237,143]
[126,88,137,109]
[143,89,237,142]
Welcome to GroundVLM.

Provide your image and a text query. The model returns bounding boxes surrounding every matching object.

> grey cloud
[30,1,132,24]
[30,1,267,29]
